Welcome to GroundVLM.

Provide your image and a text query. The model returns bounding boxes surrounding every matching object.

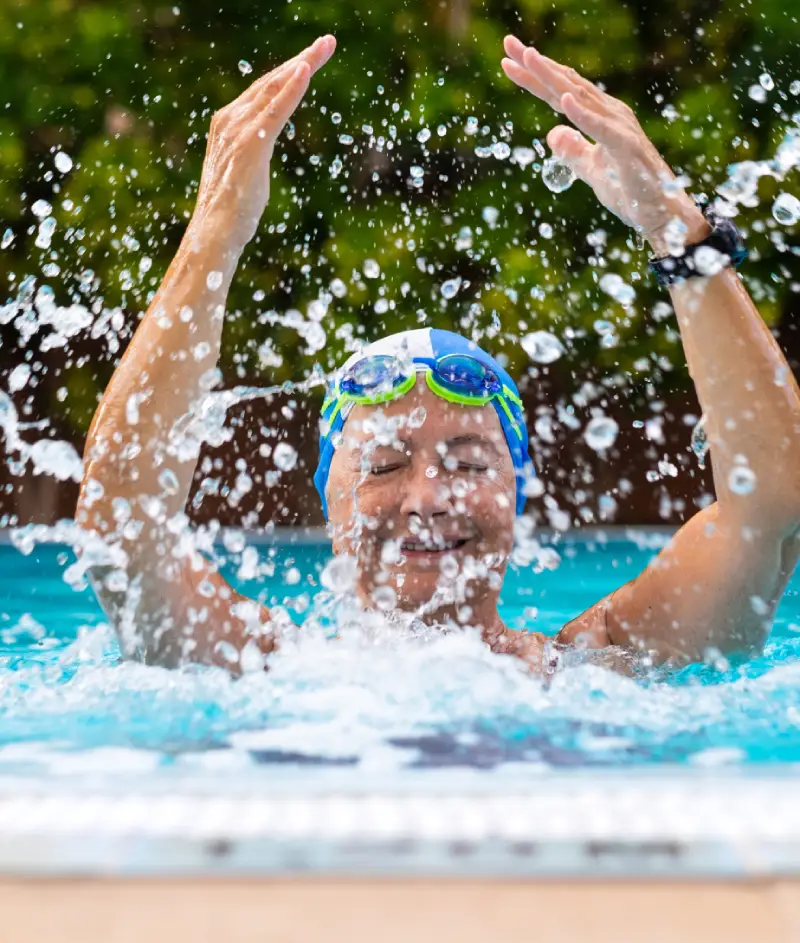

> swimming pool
[2,526,800,877]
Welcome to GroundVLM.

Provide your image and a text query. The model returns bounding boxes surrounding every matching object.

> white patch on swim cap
[339,328,434,373]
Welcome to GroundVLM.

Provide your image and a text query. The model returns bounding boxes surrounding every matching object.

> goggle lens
[435,353,500,396]
[338,354,503,403]
[341,355,410,396]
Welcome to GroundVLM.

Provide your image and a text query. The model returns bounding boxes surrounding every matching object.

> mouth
[399,537,471,556]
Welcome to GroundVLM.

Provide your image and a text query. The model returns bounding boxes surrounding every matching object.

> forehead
[343,380,506,446]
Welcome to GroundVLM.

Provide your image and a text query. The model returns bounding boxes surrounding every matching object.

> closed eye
[370,464,403,476]
[457,462,488,473]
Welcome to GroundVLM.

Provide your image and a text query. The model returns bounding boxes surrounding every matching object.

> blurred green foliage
[0,0,798,435]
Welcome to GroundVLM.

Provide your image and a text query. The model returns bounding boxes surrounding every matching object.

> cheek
[461,477,515,543]
[352,477,404,520]
[328,477,401,551]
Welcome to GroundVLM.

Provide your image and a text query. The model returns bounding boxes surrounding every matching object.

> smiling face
[325,379,516,628]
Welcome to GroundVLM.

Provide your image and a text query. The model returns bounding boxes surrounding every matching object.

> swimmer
[76,33,800,674]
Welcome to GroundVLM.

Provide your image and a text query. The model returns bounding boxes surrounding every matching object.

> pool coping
[1,768,799,878]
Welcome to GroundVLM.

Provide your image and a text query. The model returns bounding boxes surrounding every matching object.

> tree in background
[0,0,798,526]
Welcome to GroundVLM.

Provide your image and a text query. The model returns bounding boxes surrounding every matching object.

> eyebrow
[444,435,500,453]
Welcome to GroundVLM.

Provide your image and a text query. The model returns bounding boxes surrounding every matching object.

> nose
[398,458,453,521]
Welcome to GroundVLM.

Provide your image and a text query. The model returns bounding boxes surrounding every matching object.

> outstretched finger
[546,124,596,184]
[236,35,335,112]
[258,61,312,136]
[522,48,607,120]
[503,34,528,67]
[501,57,562,112]
[560,92,630,150]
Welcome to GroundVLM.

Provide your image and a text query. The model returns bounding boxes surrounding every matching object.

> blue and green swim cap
[314,328,533,518]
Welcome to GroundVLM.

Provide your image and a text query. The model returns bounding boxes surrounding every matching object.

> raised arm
[502,36,800,665]
[75,36,336,669]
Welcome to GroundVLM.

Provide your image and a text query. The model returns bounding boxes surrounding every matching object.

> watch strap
[648,206,748,287]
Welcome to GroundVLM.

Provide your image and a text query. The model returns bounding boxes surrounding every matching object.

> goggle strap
[495,395,523,441]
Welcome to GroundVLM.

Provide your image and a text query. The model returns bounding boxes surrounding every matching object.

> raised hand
[501,35,706,251]
[194,35,336,248]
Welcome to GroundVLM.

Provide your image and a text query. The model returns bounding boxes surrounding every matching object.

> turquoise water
[2,531,800,779]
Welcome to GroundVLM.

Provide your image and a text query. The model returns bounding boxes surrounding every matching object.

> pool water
[2,529,800,786]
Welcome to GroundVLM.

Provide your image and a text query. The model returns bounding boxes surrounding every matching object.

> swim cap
[314,328,533,518]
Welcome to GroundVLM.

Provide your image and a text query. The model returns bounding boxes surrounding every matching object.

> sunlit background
[0,0,798,528]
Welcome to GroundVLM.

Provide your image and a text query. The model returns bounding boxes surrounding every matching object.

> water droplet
[417,128,431,144]
[363,259,380,279]
[521,330,565,364]
[772,192,800,226]
[482,206,499,228]
[330,157,343,178]
[512,147,535,168]
[408,406,426,428]
[31,199,52,219]
[8,363,30,392]
[593,319,615,336]
[338,134,354,145]
[584,416,619,452]
[35,216,56,250]
[29,439,83,482]
[238,59,253,75]
[728,463,756,495]
[748,84,767,103]
[206,270,223,291]
[759,72,774,91]
[440,277,461,300]
[320,553,357,593]
[54,151,73,174]
[691,416,709,469]
[542,157,576,193]
[538,222,553,239]
[409,165,424,179]
[693,246,727,277]
[330,277,347,298]
[331,112,342,125]
[491,141,511,160]
[774,128,800,174]
[599,273,636,306]
[371,585,397,610]
[274,442,298,471]
[1,229,13,249]
[158,468,179,494]
[790,80,800,96]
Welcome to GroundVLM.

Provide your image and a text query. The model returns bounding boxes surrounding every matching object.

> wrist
[645,204,710,258]
[184,210,247,267]
[186,205,250,256]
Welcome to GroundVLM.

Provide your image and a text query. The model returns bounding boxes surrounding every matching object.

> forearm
[78,212,244,537]
[648,210,800,522]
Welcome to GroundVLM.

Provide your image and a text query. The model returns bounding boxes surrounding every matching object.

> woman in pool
[76,34,800,673]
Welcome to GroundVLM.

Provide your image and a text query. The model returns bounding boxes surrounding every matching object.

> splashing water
[541,157,576,193]
[521,331,565,364]
[691,416,709,470]
[2,536,800,783]
[773,192,800,226]
[584,416,619,452]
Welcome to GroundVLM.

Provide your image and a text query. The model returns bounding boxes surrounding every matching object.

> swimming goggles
[321,353,525,440]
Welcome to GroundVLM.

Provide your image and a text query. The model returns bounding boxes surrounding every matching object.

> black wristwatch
[648,204,748,288]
